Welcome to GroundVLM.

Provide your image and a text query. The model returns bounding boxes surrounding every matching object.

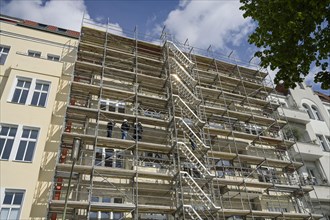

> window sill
[13,160,33,164]
[16,51,61,62]
[0,158,9,161]
[7,102,47,108]
[7,101,26,105]
[28,104,47,108]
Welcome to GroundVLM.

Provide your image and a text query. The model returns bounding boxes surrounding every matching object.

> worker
[133,122,143,141]
[189,134,196,151]
[121,119,130,140]
[107,120,115,138]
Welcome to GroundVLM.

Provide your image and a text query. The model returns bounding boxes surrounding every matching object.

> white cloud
[0,0,123,34]
[1,0,86,31]
[163,1,254,51]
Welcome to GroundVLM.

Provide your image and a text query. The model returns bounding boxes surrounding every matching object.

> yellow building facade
[0,15,78,219]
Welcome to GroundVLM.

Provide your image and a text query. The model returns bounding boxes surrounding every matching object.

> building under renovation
[47,18,325,219]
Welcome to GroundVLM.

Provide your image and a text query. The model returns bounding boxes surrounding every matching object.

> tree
[240,0,330,90]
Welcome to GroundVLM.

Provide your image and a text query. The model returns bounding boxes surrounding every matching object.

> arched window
[303,103,314,119]
[311,105,323,121]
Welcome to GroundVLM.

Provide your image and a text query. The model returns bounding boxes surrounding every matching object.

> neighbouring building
[0,15,78,219]
[273,82,330,219]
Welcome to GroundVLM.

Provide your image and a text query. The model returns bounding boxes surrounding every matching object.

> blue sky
[1,0,328,95]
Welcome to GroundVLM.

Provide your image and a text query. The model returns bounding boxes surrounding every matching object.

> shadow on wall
[30,41,77,218]
[0,67,12,100]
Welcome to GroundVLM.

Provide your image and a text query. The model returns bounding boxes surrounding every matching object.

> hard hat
[124,119,127,122]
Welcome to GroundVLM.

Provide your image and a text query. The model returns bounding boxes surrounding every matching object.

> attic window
[57,28,67,33]
[38,23,47,29]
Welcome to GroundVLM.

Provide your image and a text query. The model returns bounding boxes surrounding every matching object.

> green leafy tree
[240,0,330,90]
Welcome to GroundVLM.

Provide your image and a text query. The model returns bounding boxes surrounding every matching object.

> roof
[315,91,330,103]
[0,14,80,39]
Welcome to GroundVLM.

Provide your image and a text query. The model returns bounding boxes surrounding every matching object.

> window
[267,207,288,212]
[28,50,41,58]
[326,137,330,149]
[216,160,234,177]
[89,197,123,220]
[10,77,51,107]
[15,128,39,162]
[57,28,67,33]
[100,99,125,113]
[94,148,123,168]
[316,135,330,152]
[11,79,31,104]
[0,124,39,162]
[0,45,10,65]
[37,23,47,29]
[142,152,162,167]
[302,103,314,119]
[298,83,304,89]
[0,190,24,220]
[47,54,60,61]
[311,105,323,121]
[244,124,262,135]
[31,82,50,107]
[0,126,17,160]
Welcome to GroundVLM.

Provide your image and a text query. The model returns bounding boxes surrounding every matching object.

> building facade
[273,83,330,219]
[0,14,327,220]
[46,18,325,220]
[0,15,78,219]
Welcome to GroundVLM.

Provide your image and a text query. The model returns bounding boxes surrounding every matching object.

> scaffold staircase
[178,142,213,179]
[171,58,197,89]
[183,205,203,220]
[181,171,220,218]
[167,40,220,219]
[173,95,205,128]
[167,41,195,71]
[171,74,201,106]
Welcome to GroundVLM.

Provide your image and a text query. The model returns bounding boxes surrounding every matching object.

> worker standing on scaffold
[121,119,130,140]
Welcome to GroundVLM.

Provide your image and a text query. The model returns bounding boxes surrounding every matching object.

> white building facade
[272,82,330,219]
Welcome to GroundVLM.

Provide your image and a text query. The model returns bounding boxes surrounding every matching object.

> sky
[0,0,328,95]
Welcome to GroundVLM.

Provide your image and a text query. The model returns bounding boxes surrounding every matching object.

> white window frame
[94,148,123,168]
[0,45,10,65]
[47,54,60,61]
[89,197,123,220]
[244,124,262,135]
[0,189,25,220]
[27,50,41,58]
[15,127,39,162]
[9,77,32,105]
[0,124,40,162]
[9,77,51,107]
[302,103,314,119]
[316,134,330,152]
[0,124,18,160]
[30,80,50,107]
[326,136,330,150]
[311,105,323,121]
[100,99,125,113]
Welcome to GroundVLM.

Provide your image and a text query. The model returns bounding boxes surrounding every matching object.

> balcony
[291,142,323,161]
[310,185,330,202]
[278,107,310,124]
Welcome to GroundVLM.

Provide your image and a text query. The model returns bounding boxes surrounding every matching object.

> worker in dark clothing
[133,122,143,141]
[107,120,115,138]
[121,119,130,140]
[189,134,196,151]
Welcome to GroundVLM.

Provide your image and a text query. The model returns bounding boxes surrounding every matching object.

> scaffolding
[47,17,324,220]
